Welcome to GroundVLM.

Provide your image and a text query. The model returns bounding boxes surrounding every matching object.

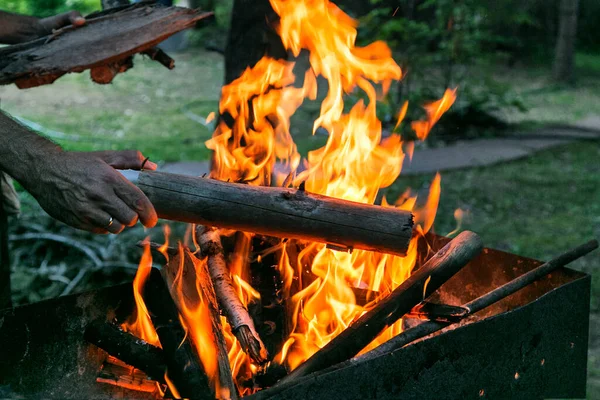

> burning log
[84,320,166,382]
[361,238,599,360]
[137,171,414,256]
[196,226,269,364]
[277,230,483,384]
[142,268,213,399]
[161,247,239,399]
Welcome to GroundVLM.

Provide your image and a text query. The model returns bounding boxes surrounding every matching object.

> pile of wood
[0,2,212,88]
[85,228,484,399]
[84,199,598,399]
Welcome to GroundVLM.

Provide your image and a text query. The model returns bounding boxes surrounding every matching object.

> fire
[206,0,454,382]
[123,242,160,347]
[125,0,455,396]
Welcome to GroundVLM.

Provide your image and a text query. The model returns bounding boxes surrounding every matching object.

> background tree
[553,0,580,83]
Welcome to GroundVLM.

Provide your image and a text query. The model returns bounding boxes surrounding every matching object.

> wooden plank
[0,4,212,88]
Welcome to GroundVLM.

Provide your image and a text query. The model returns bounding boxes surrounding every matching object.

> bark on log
[161,248,238,399]
[196,226,268,364]
[142,268,213,399]
[137,171,414,256]
[276,231,483,384]
[84,320,166,381]
[0,4,212,88]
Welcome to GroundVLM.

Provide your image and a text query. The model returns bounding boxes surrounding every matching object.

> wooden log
[137,171,414,256]
[196,226,268,364]
[0,4,212,88]
[143,47,175,70]
[142,268,213,399]
[276,231,483,384]
[84,320,166,382]
[161,247,238,399]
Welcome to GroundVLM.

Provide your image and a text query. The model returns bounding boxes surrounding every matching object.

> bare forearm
[0,110,61,187]
[0,11,42,44]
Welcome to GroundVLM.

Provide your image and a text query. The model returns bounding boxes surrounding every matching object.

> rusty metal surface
[0,283,149,399]
[0,239,591,399]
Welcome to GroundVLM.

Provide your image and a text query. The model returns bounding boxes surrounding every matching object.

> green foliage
[0,0,99,17]
[187,0,233,50]
[578,0,600,51]
[359,0,526,140]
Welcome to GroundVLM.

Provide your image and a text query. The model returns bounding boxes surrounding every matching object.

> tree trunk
[0,178,10,309]
[553,0,579,83]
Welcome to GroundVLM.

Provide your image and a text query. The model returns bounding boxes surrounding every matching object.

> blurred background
[0,0,598,396]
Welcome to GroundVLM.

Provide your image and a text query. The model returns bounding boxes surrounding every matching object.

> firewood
[137,171,414,256]
[277,231,483,384]
[0,4,212,88]
[196,226,269,364]
[161,247,238,399]
[142,268,213,399]
[84,320,166,382]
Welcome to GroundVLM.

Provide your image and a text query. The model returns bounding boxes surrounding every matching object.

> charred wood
[137,171,414,256]
[161,248,238,399]
[84,320,166,382]
[196,226,268,364]
[142,268,212,399]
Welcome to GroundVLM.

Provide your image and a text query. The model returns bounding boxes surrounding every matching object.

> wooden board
[0,3,212,88]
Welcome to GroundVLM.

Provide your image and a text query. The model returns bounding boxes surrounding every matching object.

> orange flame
[123,242,160,347]
[411,88,457,140]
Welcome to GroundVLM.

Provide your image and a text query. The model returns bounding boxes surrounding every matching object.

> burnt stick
[277,230,483,384]
[361,238,599,360]
[136,171,414,256]
[142,268,213,399]
[84,320,166,382]
[161,248,238,399]
[196,226,268,364]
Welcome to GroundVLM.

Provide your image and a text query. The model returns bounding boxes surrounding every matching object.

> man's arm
[0,10,85,44]
[0,110,158,234]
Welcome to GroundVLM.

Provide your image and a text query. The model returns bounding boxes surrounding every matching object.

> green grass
[0,51,223,162]
[496,52,600,125]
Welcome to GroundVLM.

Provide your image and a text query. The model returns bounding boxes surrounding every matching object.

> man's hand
[25,150,158,234]
[39,11,86,35]
[0,10,86,45]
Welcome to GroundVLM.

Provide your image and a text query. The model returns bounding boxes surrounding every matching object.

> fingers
[88,150,158,171]
[41,11,85,32]
[113,176,158,228]
[82,209,124,235]
[103,197,139,227]
[67,11,86,27]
